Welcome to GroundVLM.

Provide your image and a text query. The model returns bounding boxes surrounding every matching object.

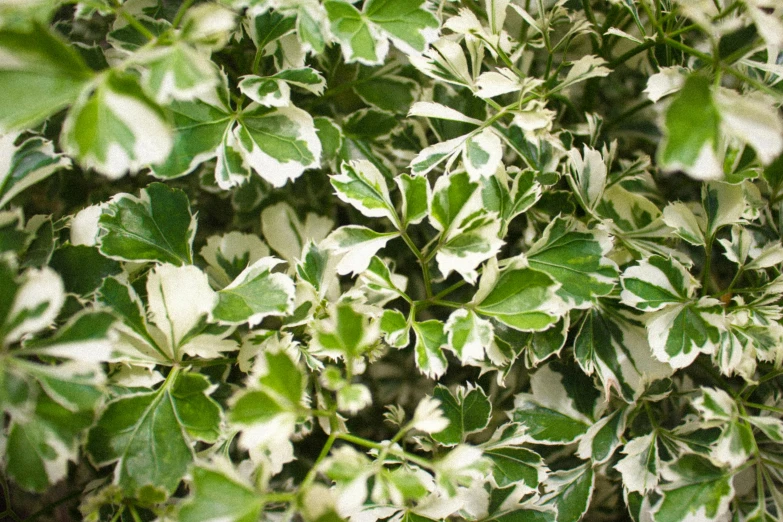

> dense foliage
[1,0,783,520]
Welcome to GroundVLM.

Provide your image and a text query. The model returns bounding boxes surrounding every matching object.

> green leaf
[49,245,122,296]
[179,464,263,522]
[511,365,591,445]
[576,408,627,464]
[430,171,482,234]
[86,371,221,494]
[235,104,321,187]
[0,23,93,132]
[432,384,491,446]
[61,71,173,179]
[213,258,294,326]
[7,390,97,492]
[149,86,234,180]
[526,217,619,308]
[484,446,546,491]
[541,462,595,522]
[645,298,723,369]
[364,0,439,53]
[331,159,396,221]
[620,255,695,312]
[511,398,590,445]
[396,173,430,227]
[98,182,196,265]
[575,304,673,402]
[326,0,439,65]
[96,276,161,359]
[436,211,503,284]
[481,168,542,229]
[0,135,71,208]
[476,262,564,332]
[702,181,746,239]
[412,319,448,378]
[380,308,410,348]
[247,9,296,51]
[659,75,722,180]
[354,73,418,113]
[653,455,734,522]
[273,67,327,95]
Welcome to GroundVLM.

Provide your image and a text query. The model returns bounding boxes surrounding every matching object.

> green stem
[0,474,21,522]
[262,492,297,504]
[172,0,196,28]
[129,505,143,522]
[701,234,715,292]
[109,506,126,522]
[608,40,655,68]
[743,402,783,416]
[112,0,157,41]
[432,279,468,301]
[336,433,434,470]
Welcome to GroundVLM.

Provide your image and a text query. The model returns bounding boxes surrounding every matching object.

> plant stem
[172,0,195,28]
[336,433,434,470]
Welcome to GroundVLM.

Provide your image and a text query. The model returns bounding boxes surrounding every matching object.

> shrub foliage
[1,0,783,521]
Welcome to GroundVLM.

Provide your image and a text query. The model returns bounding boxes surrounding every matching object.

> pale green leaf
[324,225,399,276]
[179,464,263,522]
[61,72,173,179]
[445,308,493,365]
[574,304,673,402]
[234,104,321,187]
[146,263,216,359]
[213,257,295,326]
[615,433,660,494]
[200,231,271,289]
[576,408,627,464]
[311,302,380,359]
[436,211,503,284]
[620,256,696,312]
[136,42,219,103]
[413,319,448,378]
[659,75,722,180]
[646,298,723,369]
[662,202,705,246]
[331,159,396,221]
[261,201,333,266]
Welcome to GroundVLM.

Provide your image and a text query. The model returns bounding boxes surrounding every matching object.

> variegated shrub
[1,0,783,521]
